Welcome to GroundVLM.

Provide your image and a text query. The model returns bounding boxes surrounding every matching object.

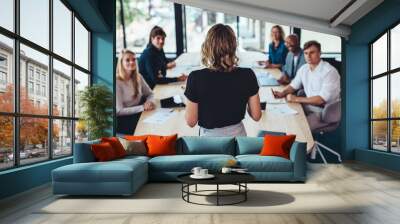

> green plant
[79,84,113,140]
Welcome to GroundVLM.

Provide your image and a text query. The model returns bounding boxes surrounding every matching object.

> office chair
[310,101,342,164]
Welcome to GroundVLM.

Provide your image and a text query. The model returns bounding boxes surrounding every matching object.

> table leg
[217,184,219,206]
[245,183,247,201]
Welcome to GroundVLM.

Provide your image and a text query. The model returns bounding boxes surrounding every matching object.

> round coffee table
[177,173,255,206]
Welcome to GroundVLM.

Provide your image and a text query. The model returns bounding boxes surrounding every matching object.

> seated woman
[139,26,187,89]
[116,49,155,135]
[184,24,262,137]
[259,25,288,69]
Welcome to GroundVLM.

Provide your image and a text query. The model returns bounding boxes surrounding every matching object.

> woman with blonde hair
[184,24,261,137]
[259,25,288,69]
[116,49,155,134]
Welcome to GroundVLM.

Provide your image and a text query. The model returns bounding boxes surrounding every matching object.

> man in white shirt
[272,40,341,131]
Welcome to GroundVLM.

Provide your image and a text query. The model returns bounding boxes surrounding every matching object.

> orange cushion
[124,135,150,142]
[101,137,126,158]
[146,134,178,157]
[91,142,117,161]
[259,134,296,159]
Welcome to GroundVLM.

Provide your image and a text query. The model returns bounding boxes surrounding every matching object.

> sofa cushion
[177,136,235,155]
[101,137,127,158]
[118,138,147,156]
[260,134,296,159]
[236,155,293,172]
[149,154,235,172]
[236,137,263,155]
[147,134,178,157]
[52,158,147,183]
[91,142,118,161]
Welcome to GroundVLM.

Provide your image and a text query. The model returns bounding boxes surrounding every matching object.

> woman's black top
[184,67,259,129]
[138,44,178,89]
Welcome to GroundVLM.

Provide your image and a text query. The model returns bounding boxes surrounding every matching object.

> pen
[271,88,276,98]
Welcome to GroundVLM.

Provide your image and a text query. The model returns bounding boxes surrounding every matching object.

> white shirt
[290,60,341,104]
[293,55,299,69]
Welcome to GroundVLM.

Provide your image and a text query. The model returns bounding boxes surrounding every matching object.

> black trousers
[116,112,142,135]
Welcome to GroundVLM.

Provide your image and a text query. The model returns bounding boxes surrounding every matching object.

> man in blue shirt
[278,34,306,85]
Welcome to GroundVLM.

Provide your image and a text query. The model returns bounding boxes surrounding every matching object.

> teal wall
[0,0,116,200]
[345,0,400,171]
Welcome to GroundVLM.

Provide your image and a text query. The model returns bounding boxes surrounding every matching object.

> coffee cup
[221,167,232,174]
[200,169,208,176]
[191,167,202,176]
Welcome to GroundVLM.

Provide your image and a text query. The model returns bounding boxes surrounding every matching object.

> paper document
[255,71,279,86]
[266,89,286,104]
[143,108,174,124]
[267,104,298,115]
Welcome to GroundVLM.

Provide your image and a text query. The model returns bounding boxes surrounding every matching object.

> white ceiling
[225,0,352,23]
[171,0,384,38]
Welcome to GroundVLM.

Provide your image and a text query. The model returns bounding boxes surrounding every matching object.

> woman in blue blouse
[259,25,288,69]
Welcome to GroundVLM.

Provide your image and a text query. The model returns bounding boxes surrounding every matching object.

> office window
[21,44,49,115]
[74,69,89,119]
[53,59,72,117]
[0,116,13,170]
[117,0,176,54]
[0,0,14,32]
[53,119,72,158]
[19,117,49,165]
[372,34,387,76]
[74,69,89,143]
[301,29,342,60]
[20,0,49,49]
[390,24,400,70]
[53,0,72,60]
[0,1,91,170]
[370,23,400,153]
[0,35,14,113]
[185,6,238,52]
[74,17,89,70]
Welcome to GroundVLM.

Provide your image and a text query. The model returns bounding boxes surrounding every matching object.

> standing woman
[259,25,288,69]
[184,24,262,137]
[139,26,187,89]
[116,49,155,134]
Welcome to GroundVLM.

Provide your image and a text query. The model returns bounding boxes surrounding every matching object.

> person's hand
[143,101,155,111]
[277,74,290,85]
[177,74,188,82]
[264,60,271,68]
[272,89,286,98]
[167,61,176,69]
[286,94,297,103]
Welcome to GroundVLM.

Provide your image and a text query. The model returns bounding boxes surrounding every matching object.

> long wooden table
[134,52,314,152]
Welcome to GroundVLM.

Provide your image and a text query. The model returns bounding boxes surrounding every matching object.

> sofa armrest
[289,142,307,181]
[73,140,100,163]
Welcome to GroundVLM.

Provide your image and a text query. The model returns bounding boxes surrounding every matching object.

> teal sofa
[52,136,306,196]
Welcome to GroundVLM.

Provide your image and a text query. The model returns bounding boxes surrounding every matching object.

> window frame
[369,19,400,154]
[0,0,92,171]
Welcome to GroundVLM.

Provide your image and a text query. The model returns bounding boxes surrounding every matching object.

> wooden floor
[1,162,400,224]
